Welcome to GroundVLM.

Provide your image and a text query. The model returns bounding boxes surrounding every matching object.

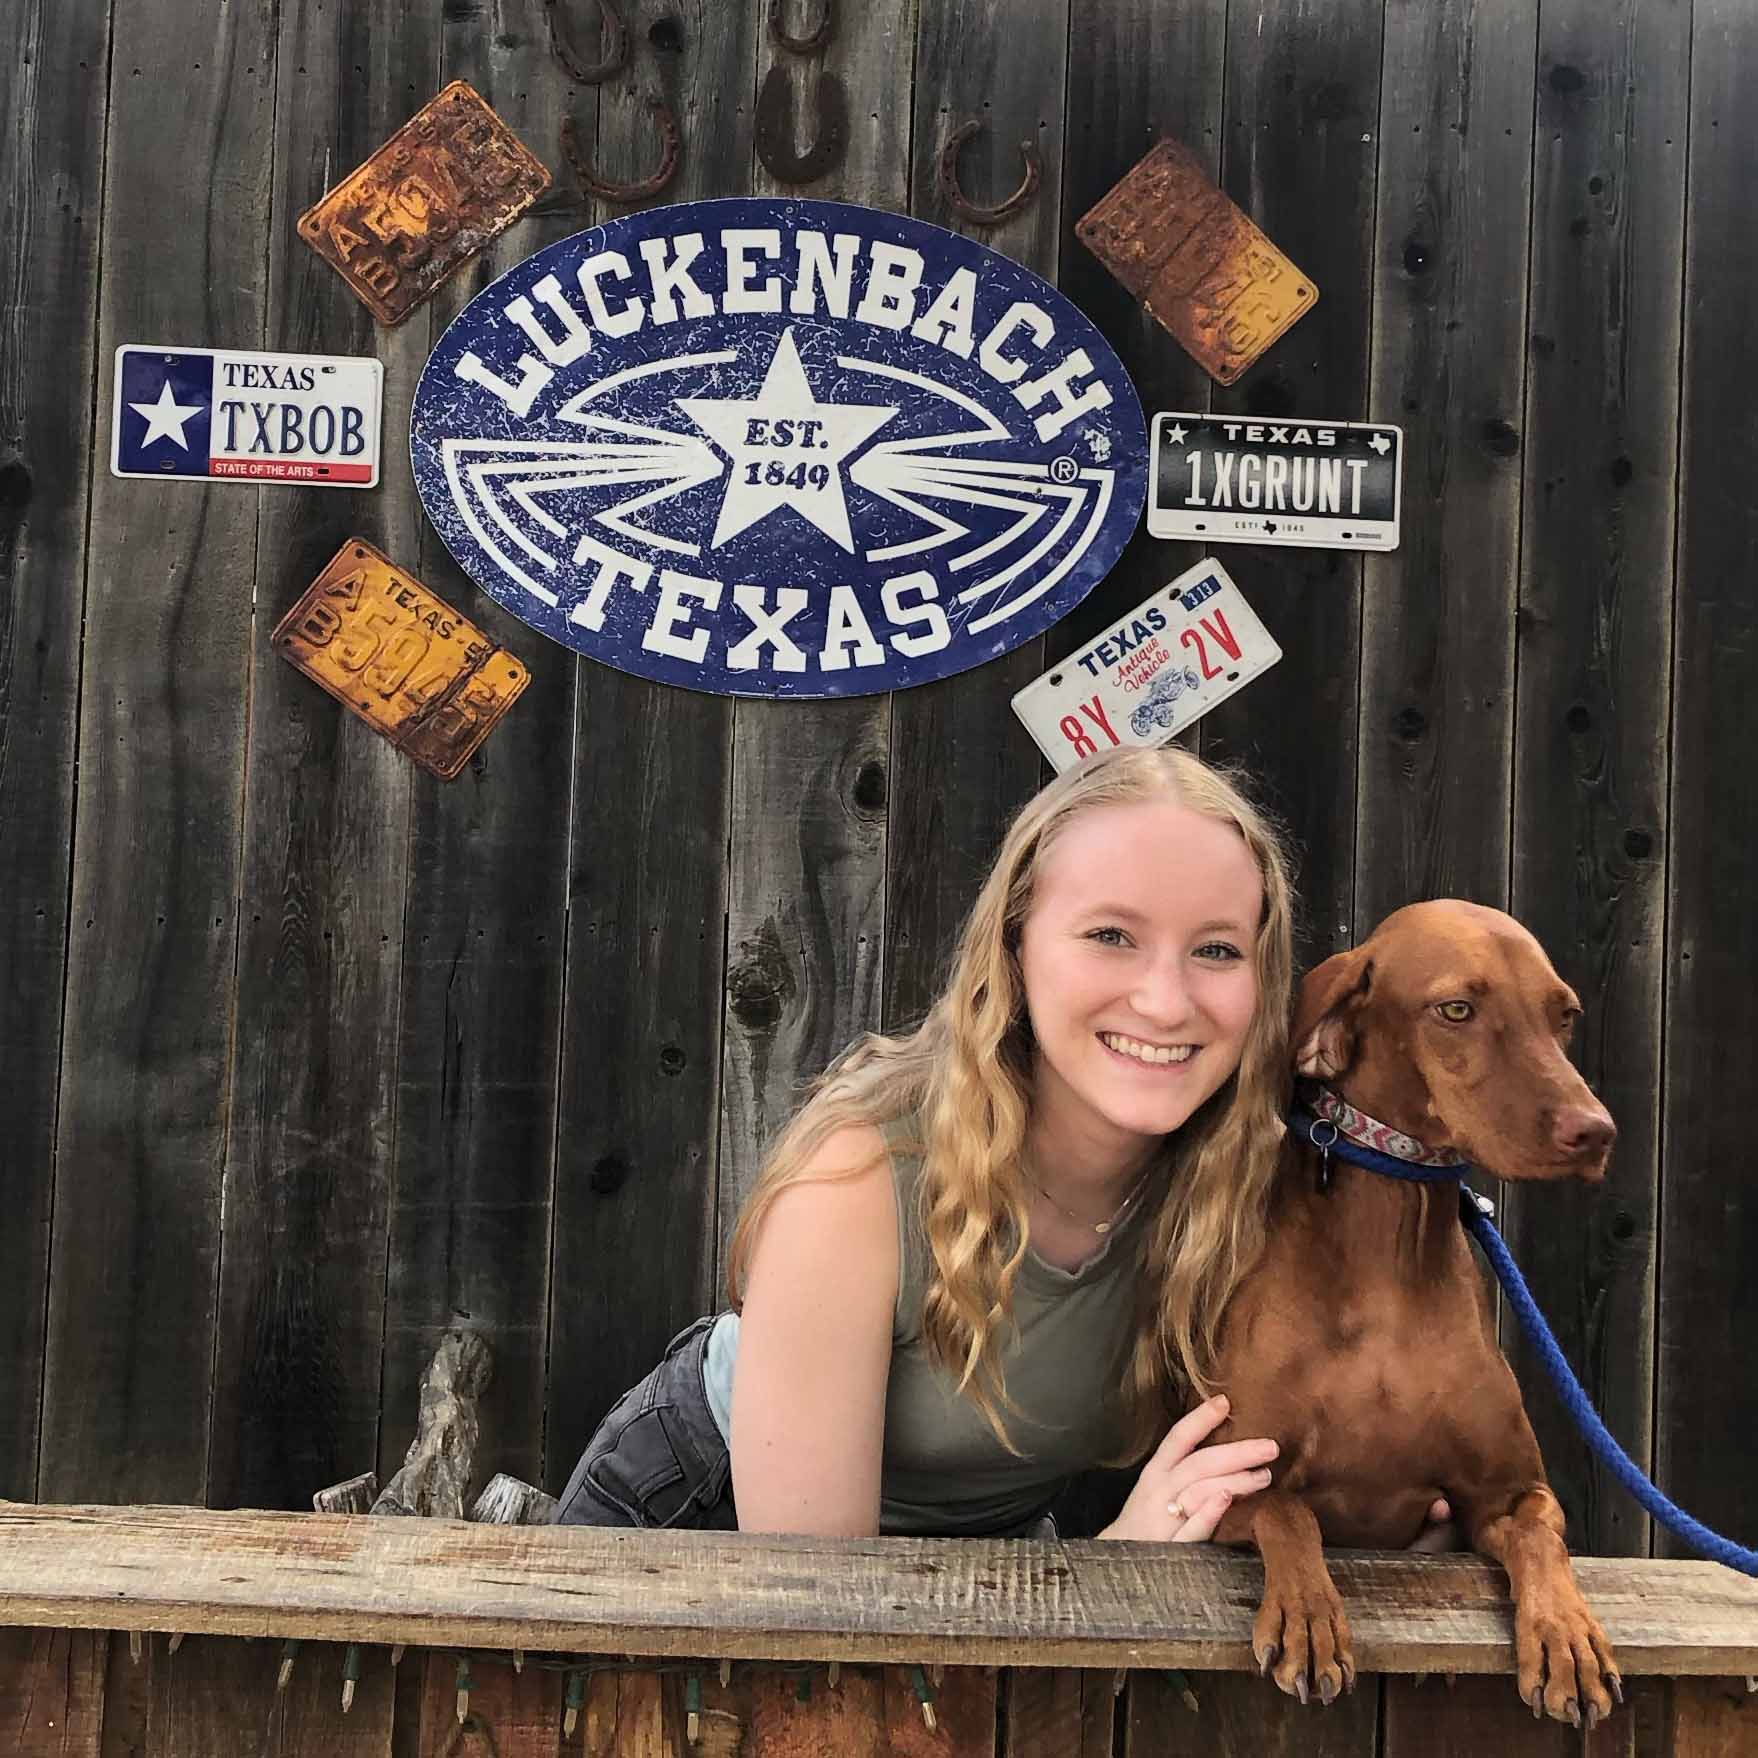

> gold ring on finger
[1166,1499,1185,1522]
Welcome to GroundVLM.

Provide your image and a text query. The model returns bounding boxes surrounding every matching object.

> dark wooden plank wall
[0,0,112,1504]
[1,0,1754,1608]
[1660,0,1758,1560]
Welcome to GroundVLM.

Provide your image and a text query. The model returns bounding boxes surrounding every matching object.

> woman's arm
[729,1124,899,1535]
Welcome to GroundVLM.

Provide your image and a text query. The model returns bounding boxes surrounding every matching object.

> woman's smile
[1097,1031,1200,1069]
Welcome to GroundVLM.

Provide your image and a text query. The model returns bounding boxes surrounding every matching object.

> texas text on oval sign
[411,199,1147,697]
[1148,412,1403,551]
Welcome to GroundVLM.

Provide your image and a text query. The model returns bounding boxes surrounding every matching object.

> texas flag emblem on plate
[110,345,383,486]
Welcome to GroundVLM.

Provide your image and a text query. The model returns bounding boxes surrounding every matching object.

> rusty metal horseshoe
[754,63,848,185]
[561,100,681,203]
[937,119,1041,226]
[768,0,834,54]
[544,0,629,85]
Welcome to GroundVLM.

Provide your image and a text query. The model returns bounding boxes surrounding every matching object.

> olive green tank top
[703,1114,1151,1535]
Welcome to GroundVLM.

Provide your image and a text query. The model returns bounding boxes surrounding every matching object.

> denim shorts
[552,1315,737,1529]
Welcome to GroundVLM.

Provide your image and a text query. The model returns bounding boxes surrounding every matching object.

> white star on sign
[676,327,898,552]
[129,378,203,450]
[1164,421,1189,445]
[1369,432,1391,455]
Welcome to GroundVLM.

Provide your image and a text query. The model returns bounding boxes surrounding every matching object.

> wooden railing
[2,1503,1755,1754]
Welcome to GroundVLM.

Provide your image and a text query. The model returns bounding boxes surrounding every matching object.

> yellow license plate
[297,80,550,327]
[272,539,531,780]
[1075,139,1317,385]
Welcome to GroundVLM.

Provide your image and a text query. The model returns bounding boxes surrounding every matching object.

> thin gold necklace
[1023,1161,1153,1236]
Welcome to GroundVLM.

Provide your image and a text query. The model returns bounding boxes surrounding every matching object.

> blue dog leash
[1287,1102,1758,1577]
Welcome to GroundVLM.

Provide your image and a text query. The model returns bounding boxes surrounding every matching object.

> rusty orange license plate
[297,80,551,326]
[1075,138,1317,385]
[273,539,531,780]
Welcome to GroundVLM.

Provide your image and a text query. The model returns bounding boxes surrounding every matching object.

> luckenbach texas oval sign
[412,199,1147,697]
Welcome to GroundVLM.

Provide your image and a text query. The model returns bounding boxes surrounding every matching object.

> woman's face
[1016,796,1265,1161]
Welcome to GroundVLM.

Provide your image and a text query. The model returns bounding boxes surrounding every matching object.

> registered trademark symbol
[1049,455,1078,484]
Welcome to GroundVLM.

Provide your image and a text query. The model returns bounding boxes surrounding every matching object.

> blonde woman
[555,746,1448,1542]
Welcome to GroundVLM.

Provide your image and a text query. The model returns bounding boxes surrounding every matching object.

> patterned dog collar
[1307,1086,1468,1169]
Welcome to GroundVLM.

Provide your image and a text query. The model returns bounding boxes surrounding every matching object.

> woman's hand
[1097,1394,1276,1542]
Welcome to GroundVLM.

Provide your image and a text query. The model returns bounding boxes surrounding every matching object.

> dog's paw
[1253,1577,1355,1707]
[1513,1586,1620,1727]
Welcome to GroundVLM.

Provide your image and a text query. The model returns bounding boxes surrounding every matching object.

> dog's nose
[1553,1106,1616,1161]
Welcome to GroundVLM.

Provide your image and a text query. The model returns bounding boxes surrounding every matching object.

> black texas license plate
[1148,412,1402,551]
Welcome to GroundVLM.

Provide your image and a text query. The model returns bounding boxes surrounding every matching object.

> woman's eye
[1195,941,1244,962]
[1436,1000,1475,1023]
[1087,926,1130,948]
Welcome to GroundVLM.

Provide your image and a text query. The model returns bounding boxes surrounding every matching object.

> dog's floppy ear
[1293,948,1374,1079]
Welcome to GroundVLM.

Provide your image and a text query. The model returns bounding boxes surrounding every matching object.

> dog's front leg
[1464,1484,1621,1727]
[1214,1491,1354,1704]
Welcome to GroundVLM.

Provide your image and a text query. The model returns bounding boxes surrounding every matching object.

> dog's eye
[1435,1000,1475,1023]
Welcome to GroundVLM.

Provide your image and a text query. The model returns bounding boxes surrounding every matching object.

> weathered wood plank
[545,0,756,1486]
[206,3,442,1514]
[728,1663,887,1755]
[1662,1677,1758,1757]
[1383,1673,1668,1758]
[1125,1665,1375,1757]
[1501,0,1688,1558]
[1054,0,1226,661]
[97,1625,157,1758]
[0,0,112,1504]
[414,1645,562,1758]
[716,0,905,1276]
[1,1509,1754,1673]
[881,1663,996,1755]
[1658,0,1758,1564]
[0,1627,108,1756]
[884,0,1070,1032]
[40,0,278,1506]
[1196,0,1383,968]
[156,1634,394,1758]
[1355,0,1536,927]
[382,0,578,1504]
[1354,0,1532,1484]
[1004,1666,1113,1758]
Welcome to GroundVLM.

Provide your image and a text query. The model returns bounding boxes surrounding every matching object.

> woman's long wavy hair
[724,746,1296,1460]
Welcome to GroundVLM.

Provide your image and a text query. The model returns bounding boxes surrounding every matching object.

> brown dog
[1209,899,1621,1726]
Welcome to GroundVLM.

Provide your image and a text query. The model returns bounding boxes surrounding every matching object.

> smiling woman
[549,747,1377,1543]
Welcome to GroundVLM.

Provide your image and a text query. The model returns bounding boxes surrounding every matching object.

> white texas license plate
[110,344,383,486]
[1012,558,1282,772]
[1148,412,1402,550]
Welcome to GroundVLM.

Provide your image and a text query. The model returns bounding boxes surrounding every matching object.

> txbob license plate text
[1148,412,1402,550]
[111,345,383,486]
[1011,558,1281,773]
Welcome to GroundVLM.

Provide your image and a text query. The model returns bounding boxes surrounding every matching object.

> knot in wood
[727,923,794,1032]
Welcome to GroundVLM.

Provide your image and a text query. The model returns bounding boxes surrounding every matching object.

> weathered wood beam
[471,1473,558,1526]
[0,1505,1754,1675]
[312,1472,379,1516]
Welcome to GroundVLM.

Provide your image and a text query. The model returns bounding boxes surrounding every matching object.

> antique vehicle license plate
[1012,558,1282,772]
[298,80,551,326]
[1075,138,1317,384]
[273,539,530,780]
[1149,412,1403,550]
[110,345,382,485]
